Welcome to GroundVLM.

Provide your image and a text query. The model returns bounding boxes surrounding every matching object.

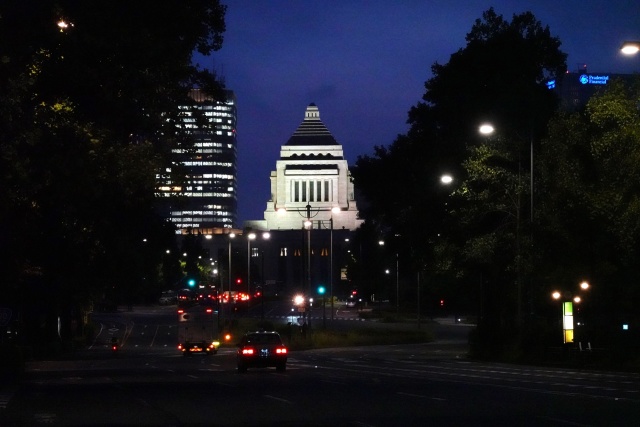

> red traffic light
[236,278,242,284]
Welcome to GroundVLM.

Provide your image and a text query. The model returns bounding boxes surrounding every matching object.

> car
[236,331,288,373]
[346,297,357,308]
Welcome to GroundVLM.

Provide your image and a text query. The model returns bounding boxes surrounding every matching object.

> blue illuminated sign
[579,74,609,85]
[546,80,556,89]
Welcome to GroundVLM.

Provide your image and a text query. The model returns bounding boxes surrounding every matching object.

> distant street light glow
[479,123,495,135]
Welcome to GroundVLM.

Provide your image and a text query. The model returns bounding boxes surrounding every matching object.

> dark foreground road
[1,309,639,426]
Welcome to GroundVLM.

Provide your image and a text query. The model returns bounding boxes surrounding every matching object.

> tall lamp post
[317,207,340,321]
[246,232,256,301]
[224,232,235,322]
[479,123,527,326]
[246,231,270,306]
[328,207,340,320]
[227,232,236,293]
[304,214,312,294]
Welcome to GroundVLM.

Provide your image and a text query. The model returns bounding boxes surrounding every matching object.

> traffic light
[317,286,326,295]
[187,278,196,287]
[440,299,444,307]
[236,278,242,285]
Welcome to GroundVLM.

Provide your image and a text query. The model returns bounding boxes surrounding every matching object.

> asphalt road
[1,305,639,426]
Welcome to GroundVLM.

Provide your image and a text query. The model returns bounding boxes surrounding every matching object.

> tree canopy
[353,7,640,359]
[353,8,566,271]
[536,77,640,338]
[0,1,227,316]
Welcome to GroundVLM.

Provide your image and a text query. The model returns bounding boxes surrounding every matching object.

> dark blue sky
[194,0,640,225]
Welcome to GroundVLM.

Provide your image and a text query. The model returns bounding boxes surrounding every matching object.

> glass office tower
[156,89,237,232]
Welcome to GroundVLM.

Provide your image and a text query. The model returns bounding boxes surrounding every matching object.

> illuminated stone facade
[247,103,363,231]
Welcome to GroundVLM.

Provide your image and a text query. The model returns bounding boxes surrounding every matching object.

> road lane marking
[150,325,159,347]
[397,392,446,401]
[264,395,292,404]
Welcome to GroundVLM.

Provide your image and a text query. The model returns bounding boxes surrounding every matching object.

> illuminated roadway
[1,305,639,426]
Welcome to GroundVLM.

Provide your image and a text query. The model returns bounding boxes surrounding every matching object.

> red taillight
[276,347,287,354]
[177,309,184,314]
[112,345,117,350]
[205,308,213,314]
[241,348,255,355]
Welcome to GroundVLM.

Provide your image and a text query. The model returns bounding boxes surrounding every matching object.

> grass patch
[221,317,434,351]
[284,327,434,351]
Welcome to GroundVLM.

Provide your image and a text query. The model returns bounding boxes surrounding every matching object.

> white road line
[150,325,159,347]
[263,395,292,404]
[397,392,446,401]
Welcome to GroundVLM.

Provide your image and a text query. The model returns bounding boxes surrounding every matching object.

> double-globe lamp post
[285,205,340,321]
[551,281,590,344]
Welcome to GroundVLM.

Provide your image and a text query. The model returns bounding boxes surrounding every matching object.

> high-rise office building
[156,89,237,232]
[546,68,635,112]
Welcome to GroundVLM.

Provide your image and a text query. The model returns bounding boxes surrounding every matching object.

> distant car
[346,298,357,308]
[236,331,288,373]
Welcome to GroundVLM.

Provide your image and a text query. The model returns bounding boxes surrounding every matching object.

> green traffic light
[317,286,325,295]
[188,279,196,287]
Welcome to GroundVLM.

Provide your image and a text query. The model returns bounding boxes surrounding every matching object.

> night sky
[193,0,640,225]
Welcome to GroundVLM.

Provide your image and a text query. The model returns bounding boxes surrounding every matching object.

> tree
[0,1,227,351]
[536,77,640,346]
[352,8,566,328]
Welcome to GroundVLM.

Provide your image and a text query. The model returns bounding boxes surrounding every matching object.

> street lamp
[384,254,400,315]
[280,204,340,317]
[551,280,590,344]
[479,123,531,327]
[329,206,339,321]
[318,285,326,328]
[440,174,453,185]
[294,294,305,324]
[246,231,270,306]
[227,232,235,297]
[247,232,256,300]
[620,41,640,55]
[478,123,495,135]
[479,123,532,223]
